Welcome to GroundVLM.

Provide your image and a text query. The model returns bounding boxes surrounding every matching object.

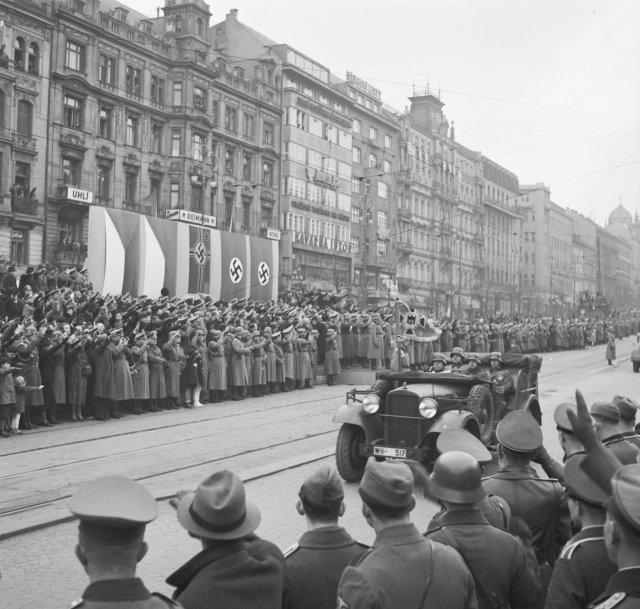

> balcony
[12,132,37,154]
[397,240,414,255]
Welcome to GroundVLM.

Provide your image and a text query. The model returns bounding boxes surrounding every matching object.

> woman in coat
[206,330,227,402]
[605,329,616,365]
[113,336,135,413]
[324,328,341,386]
[131,332,150,414]
[66,332,90,421]
[146,331,166,412]
[296,328,313,389]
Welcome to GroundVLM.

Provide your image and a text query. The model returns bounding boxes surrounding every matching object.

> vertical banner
[249,235,275,302]
[219,231,249,301]
[188,225,212,295]
[138,216,166,298]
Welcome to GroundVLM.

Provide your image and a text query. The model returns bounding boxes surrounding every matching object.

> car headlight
[419,398,438,418]
[362,395,380,414]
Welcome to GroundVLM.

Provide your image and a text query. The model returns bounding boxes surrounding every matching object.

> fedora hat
[176,470,261,540]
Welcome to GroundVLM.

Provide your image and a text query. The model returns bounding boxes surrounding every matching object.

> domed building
[607,202,634,229]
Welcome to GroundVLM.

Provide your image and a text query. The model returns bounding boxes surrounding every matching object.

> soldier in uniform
[230,326,251,400]
[206,329,227,403]
[488,352,514,420]
[67,475,180,608]
[425,451,541,609]
[146,331,166,412]
[131,332,150,415]
[587,463,640,609]
[430,352,448,373]
[545,454,616,609]
[450,347,467,372]
[612,395,640,449]
[483,411,571,572]
[590,402,640,465]
[336,458,477,609]
[282,466,368,609]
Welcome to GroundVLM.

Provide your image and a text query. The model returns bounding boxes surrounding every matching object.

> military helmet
[489,351,502,362]
[450,347,465,359]
[432,353,447,364]
[428,451,486,503]
[466,352,481,364]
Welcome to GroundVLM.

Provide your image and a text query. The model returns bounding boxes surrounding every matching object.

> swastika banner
[86,207,279,302]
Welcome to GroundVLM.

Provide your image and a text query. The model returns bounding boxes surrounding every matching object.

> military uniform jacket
[589,567,640,609]
[337,523,477,609]
[282,525,368,609]
[425,508,541,609]
[603,434,640,465]
[545,525,617,609]
[69,577,181,609]
[483,465,571,566]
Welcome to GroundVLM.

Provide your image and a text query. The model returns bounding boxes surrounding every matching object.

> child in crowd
[12,375,44,434]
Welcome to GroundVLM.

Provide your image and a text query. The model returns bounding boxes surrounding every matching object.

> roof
[608,203,633,226]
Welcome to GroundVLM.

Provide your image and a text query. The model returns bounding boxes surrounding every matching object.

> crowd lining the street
[0,261,638,437]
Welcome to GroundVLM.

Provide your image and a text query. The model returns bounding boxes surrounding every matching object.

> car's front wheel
[336,424,367,482]
[465,384,495,444]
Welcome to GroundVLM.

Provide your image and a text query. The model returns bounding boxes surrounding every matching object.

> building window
[125,65,142,96]
[325,124,338,143]
[27,42,39,75]
[377,181,388,199]
[242,201,252,227]
[13,37,25,71]
[172,82,183,105]
[171,129,181,156]
[368,126,377,142]
[125,115,139,146]
[377,240,387,257]
[98,54,116,85]
[384,134,392,148]
[99,105,113,139]
[368,153,377,168]
[224,196,234,227]
[124,171,137,202]
[211,100,219,127]
[193,85,206,110]
[151,122,163,154]
[351,206,361,223]
[351,177,361,193]
[243,114,254,140]
[191,184,203,212]
[352,146,361,164]
[242,153,253,181]
[97,165,111,201]
[65,40,84,71]
[197,17,203,36]
[61,157,82,186]
[263,122,274,145]
[11,228,26,265]
[192,132,205,162]
[151,76,165,103]
[383,159,392,174]
[262,161,274,186]
[170,181,180,208]
[351,236,360,254]
[225,106,238,134]
[16,100,33,135]
[0,90,4,127]
[377,210,388,229]
[174,15,182,33]
[353,118,361,134]
[225,147,235,175]
[63,94,83,129]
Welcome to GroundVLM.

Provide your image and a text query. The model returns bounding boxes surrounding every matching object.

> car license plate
[373,446,407,458]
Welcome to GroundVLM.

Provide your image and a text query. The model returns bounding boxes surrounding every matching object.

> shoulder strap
[417,538,434,609]
[151,592,184,607]
[590,592,627,609]
[560,536,604,560]
[283,542,299,558]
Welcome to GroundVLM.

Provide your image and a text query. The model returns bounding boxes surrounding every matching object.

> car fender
[426,409,481,439]
[332,404,384,441]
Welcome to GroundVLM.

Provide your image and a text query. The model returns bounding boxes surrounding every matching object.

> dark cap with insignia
[299,466,344,506]
[359,457,415,510]
[608,463,640,534]
[554,402,578,433]
[590,401,620,423]
[564,454,608,507]
[495,411,542,454]
[436,428,492,464]
[612,395,638,423]
[69,476,157,544]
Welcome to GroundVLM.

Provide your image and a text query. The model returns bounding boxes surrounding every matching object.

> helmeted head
[429,451,486,504]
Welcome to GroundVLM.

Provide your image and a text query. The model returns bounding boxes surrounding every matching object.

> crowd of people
[65,389,640,608]
[0,260,637,437]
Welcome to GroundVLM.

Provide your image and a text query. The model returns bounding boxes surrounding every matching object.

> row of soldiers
[63,389,640,609]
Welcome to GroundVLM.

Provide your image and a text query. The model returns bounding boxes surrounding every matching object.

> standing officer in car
[488,352,513,420]
[68,476,180,608]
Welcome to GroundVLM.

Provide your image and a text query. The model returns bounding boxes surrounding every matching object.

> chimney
[229,8,238,20]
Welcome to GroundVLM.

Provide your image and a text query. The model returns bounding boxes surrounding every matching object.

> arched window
[196,18,203,36]
[14,37,25,71]
[17,99,32,135]
[27,42,39,74]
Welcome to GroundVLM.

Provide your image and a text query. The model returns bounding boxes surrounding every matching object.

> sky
[134,0,640,226]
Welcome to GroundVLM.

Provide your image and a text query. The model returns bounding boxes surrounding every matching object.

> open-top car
[333,353,542,481]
